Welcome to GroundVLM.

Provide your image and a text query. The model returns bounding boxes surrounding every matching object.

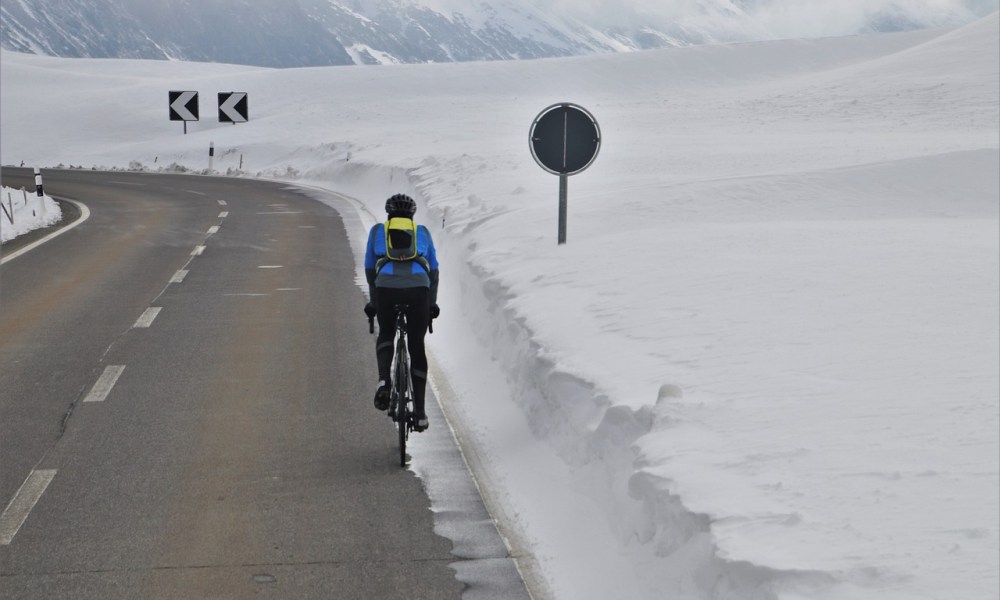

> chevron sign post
[218,92,249,123]
[169,91,199,134]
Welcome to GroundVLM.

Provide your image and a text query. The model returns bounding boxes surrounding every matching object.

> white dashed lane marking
[83,366,126,403]
[133,307,162,328]
[170,270,188,283]
[207,226,220,234]
[191,246,205,256]
[219,211,229,218]
[0,469,57,545]
[217,200,227,206]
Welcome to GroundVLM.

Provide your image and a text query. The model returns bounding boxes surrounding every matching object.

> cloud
[539,0,998,40]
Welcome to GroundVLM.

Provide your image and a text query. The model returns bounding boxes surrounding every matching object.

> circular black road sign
[530,103,601,176]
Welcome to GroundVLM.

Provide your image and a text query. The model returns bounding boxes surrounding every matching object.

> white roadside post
[34,169,47,217]
[209,142,215,173]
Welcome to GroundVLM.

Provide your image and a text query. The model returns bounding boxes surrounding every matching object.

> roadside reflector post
[34,168,43,197]
[209,142,215,173]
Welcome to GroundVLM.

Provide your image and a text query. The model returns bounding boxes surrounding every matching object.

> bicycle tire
[397,394,408,467]
[394,338,409,467]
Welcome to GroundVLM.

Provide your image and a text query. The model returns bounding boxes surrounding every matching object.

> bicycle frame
[389,305,413,466]
[390,309,412,411]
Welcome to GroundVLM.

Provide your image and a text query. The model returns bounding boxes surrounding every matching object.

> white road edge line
[0,469,57,545]
[1,199,91,265]
[170,269,189,283]
[83,365,126,403]
[133,307,162,328]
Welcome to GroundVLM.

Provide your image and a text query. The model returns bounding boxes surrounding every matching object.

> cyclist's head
[385,193,417,218]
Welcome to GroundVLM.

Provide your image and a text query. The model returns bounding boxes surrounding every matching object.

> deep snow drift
[2,13,998,600]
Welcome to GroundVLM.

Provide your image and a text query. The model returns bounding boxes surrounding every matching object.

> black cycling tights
[374,287,430,416]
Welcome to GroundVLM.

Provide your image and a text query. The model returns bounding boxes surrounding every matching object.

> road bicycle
[369,303,433,467]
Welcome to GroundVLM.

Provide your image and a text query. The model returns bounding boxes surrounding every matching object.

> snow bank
[0,185,61,244]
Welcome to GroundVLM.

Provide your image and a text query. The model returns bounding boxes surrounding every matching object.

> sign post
[529,103,601,244]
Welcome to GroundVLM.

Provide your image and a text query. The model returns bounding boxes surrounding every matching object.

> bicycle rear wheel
[397,397,408,467]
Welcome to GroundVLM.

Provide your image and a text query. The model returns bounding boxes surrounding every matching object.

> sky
[2,10,999,600]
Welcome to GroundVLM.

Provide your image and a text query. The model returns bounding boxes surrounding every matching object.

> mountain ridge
[1,0,994,68]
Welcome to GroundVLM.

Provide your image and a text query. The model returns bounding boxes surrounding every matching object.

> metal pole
[558,174,568,245]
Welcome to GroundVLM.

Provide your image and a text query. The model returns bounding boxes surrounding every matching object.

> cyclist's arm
[428,270,439,305]
[364,226,380,305]
[423,227,440,305]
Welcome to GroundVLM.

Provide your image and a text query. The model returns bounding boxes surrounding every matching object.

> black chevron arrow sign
[218,92,249,123]
[168,91,199,121]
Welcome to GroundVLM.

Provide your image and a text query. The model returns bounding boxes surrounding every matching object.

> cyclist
[363,193,440,432]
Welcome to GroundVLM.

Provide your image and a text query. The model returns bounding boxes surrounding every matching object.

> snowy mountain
[2,0,996,67]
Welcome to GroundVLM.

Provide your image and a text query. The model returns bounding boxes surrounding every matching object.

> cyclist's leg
[373,287,400,409]
[403,288,431,424]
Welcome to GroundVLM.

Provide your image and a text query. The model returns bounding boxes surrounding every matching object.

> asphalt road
[0,169,517,599]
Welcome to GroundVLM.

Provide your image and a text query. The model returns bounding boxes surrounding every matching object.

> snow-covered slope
[2,0,996,66]
[2,12,998,600]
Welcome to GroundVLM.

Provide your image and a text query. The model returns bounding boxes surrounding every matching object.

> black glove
[429,304,440,320]
[364,303,377,319]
